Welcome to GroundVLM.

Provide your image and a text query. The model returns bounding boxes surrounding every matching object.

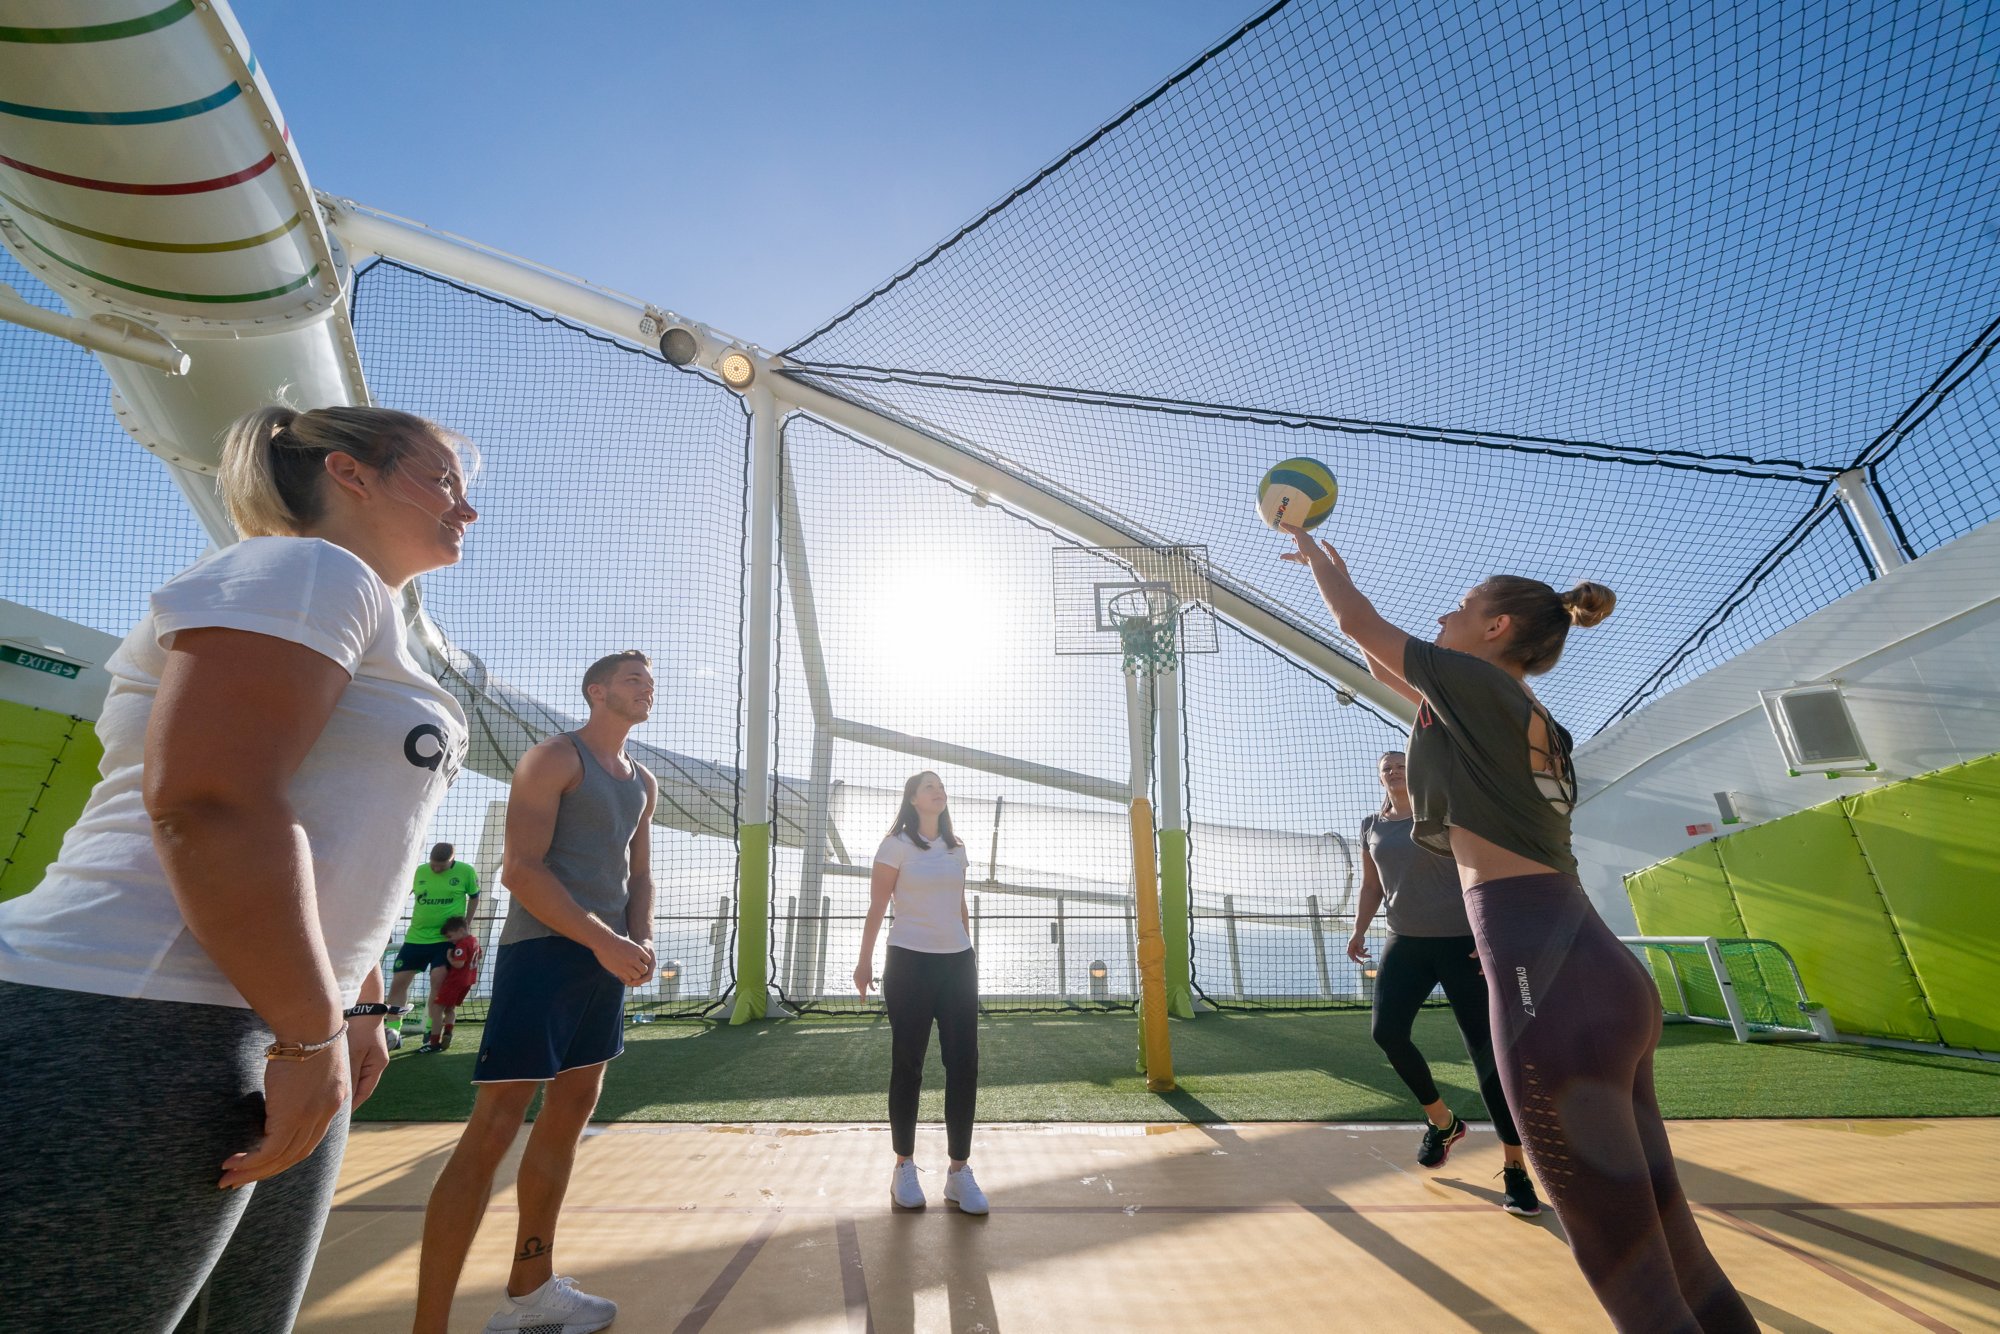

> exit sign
[1686,822,1716,837]
[0,645,83,679]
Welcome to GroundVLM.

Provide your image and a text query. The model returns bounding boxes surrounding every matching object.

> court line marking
[834,1212,875,1334]
[1774,1208,2000,1294]
[671,1212,781,1334]
[1701,1207,1959,1334]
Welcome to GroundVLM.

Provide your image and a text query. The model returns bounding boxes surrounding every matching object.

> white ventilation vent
[1759,684,1873,775]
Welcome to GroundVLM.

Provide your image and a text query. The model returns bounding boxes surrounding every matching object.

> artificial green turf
[358,1009,2000,1124]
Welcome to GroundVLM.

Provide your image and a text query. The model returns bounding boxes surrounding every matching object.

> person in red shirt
[418,916,481,1054]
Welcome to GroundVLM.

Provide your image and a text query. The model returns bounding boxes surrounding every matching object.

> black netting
[350,261,748,1019]
[783,0,1999,737]
[1183,622,1407,1009]
[1865,332,2000,558]
[780,374,1833,739]
[770,416,1139,1012]
[1608,504,1874,717]
[0,249,209,633]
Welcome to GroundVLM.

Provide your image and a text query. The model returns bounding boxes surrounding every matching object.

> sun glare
[868,562,1004,691]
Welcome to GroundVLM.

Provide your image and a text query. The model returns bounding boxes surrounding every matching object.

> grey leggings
[0,979,349,1334]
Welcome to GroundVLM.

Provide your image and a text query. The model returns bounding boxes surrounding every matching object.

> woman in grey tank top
[1352,751,1536,1213]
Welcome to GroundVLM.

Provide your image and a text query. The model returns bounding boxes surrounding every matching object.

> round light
[717,349,756,389]
[659,327,699,366]
[1088,960,1109,980]
[661,959,681,980]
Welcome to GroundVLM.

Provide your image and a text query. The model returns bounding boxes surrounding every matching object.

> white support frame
[319,197,1416,726]
[1833,469,1909,575]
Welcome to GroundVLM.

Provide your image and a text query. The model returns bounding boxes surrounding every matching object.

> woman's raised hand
[1277,522,1348,577]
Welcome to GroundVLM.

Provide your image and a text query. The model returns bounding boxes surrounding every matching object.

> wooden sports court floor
[301,1118,2000,1333]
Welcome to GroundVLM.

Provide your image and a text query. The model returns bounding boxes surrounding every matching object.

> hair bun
[1562,581,1616,628]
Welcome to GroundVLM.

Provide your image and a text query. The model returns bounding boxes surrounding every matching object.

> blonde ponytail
[216,404,461,539]
[217,405,304,537]
[1561,581,1617,629]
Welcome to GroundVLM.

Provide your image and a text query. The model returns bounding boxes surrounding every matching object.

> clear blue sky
[249,1,1252,351]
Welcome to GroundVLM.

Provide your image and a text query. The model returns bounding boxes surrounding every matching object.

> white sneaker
[891,1160,926,1210]
[481,1275,617,1333]
[944,1166,989,1215]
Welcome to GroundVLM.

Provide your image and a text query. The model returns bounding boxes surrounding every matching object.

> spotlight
[662,959,682,1000]
[717,349,756,389]
[1088,959,1109,1001]
[659,326,700,366]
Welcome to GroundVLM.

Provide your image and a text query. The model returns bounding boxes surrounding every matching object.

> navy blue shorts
[473,936,625,1084]
[393,939,452,973]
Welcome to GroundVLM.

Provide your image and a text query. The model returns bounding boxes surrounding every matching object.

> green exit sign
[0,645,83,679]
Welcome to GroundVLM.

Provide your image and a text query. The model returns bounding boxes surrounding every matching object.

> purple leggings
[1464,873,1755,1334]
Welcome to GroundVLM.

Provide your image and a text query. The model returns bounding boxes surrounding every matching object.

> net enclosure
[2,0,1995,1021]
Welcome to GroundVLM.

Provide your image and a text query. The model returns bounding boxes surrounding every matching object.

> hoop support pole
[1125,669,1175,1089]
[1156,662,1194,1018]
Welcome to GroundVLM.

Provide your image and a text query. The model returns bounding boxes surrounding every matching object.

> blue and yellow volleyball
[1257,457,1338,531]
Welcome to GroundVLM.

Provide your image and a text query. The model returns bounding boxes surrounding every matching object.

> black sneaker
[414,1041,444,1055]
[1417,1114,1466,1168]
[1501,1165,1543,1216]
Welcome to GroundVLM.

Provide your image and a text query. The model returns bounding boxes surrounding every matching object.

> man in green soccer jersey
[386,842,481,1050]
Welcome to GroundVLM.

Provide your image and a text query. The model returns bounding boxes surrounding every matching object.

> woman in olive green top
[1283,525,1752,1334]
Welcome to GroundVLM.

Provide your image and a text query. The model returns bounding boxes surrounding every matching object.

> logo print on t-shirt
[404,724,462,783]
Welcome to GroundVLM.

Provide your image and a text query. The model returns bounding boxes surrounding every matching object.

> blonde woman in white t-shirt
[854,771,989,1214]
[0,404,476,1331]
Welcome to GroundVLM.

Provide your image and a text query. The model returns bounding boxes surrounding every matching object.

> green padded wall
[1844,753,2000,1051]
[0,699,103,901]
[1714,802,1940,1043]
[1625,841,1745,1020]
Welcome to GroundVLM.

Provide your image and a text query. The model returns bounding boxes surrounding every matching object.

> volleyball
[1257,457,1338,531]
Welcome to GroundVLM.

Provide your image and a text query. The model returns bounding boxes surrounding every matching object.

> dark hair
[217,404,467,538]
[1375,749,1407,818]
[889,770,960,851]
[1477,576,1617,675]
[582,649,652,704]
[441,915,469,935]
[429,842,453,861]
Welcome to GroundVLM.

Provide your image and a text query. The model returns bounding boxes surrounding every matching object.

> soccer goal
[1621,936,1833,1044]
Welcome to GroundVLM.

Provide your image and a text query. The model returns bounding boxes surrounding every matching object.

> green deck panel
[0,699,103,901]
[1844,753,2000,1052]
[1716,800,1940,1044]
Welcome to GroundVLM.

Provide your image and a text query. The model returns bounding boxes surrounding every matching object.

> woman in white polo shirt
[854,770,988,1215]
[0,404,476,1331]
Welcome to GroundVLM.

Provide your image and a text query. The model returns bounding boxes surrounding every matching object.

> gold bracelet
[265,1021,349,1062]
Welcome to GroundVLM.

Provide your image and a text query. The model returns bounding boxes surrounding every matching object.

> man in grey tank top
[416,651,658,1334]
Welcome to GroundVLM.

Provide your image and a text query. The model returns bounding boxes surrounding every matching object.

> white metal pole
[0,292,190,376]
[1833,469,1909,575]
[1156,663,1183,832]
[1125,669,1151,801]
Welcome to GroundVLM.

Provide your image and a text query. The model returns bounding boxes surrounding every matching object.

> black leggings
[1465,874,1755,1334]
[1371,933,1521,1146]
[883,945,979,1162]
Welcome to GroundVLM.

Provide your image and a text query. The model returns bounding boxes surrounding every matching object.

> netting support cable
[1833,470,1909,576]
[730,383,779,1025]
[784,364,1840,482]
